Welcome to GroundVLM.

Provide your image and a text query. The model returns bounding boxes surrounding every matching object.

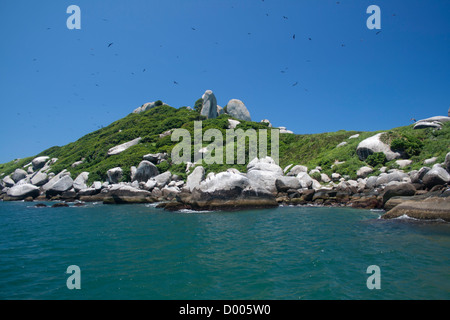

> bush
[194,98,203,113]
[311,172,322,181]
[390,134,424,158]
[366,152,386,167]
[156,160,170,173]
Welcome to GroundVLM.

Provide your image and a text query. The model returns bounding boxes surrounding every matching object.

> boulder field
[1,152,449,221]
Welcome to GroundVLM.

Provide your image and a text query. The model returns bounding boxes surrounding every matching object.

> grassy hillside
[1,104,449,184]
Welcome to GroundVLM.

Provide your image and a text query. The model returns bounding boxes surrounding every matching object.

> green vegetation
[194,98,203,113]
[1,103,449,185]
[366,152,387,168]
[310,172,322,181]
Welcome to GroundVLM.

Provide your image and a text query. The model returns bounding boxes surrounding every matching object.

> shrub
[194,98,203,113]
[390,134,424,158]
[311,172,322,181]
[156,160,170,173]
[366,152,386,167]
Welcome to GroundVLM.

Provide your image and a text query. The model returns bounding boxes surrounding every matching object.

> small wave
[393,214,447,223]
[178,209,213,214]
[145,203,161,208]
[395,214,420,221]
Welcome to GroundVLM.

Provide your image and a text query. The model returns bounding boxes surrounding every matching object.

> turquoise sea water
[0,201,449,300]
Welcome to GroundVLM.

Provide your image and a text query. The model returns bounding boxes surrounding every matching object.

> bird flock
[30,1,395,114]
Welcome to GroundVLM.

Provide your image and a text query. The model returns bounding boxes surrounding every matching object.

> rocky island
[1,90,449,221]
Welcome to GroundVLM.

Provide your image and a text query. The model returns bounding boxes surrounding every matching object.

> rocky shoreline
[1,154,449,222]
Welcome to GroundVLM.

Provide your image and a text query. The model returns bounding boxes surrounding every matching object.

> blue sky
[0,0,449,163]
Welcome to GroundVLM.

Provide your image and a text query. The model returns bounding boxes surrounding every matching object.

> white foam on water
[145,203,160,208]
[393,214,447,223]
[177,209,213,214]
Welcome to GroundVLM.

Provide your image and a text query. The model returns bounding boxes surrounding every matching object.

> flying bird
[376,30,382,35]
[293,34,295,40]
[292,82,298,86]
[191,27,196,31]
[107,42,114,47]
[410,118,417,122]
[173,81,179,85]
[308,37,312,40]
[283,16,288,19]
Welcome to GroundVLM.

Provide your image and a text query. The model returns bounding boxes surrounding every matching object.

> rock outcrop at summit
[226,99,251,121]
[200,90,218,119]
[133,101,167,114]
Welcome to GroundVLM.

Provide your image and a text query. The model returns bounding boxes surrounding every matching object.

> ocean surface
[0,201,449,300]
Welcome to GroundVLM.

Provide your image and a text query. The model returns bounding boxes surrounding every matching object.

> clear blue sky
[1,0,449,163]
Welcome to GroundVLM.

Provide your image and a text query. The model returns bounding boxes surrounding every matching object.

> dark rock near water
[73,202,86,207]
[51,203,69,208]
[382,196,450,221]
[60,189,78,201]
[422,166,450,189]
[102,186,154,204]
[382,183,416,205]
[350,194,382,209]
